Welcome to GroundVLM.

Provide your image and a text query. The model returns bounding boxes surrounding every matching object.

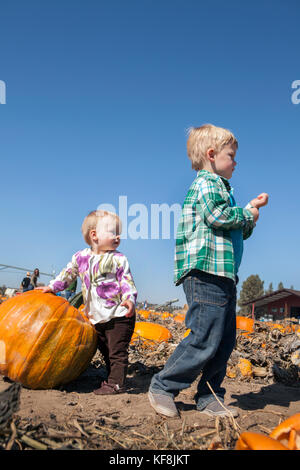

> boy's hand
[249,207,259,222]
[121,300,135,318]
[35,286,54,294]
[250,193,269,209]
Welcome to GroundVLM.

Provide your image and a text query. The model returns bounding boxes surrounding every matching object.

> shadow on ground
[60,362,161,394]
[230,382,300,410]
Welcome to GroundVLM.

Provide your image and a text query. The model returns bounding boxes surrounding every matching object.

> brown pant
[95,314,136,388]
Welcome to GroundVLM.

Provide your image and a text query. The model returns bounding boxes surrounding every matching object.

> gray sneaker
[148,390,179,418]
[198,400,239,417]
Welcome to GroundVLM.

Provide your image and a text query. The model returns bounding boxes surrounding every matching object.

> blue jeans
[149,270,237,410]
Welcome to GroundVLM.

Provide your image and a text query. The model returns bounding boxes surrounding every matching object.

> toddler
[37,210,137,395]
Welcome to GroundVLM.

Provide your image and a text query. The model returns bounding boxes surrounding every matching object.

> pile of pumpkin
[130,306,188,349]
[1,291,300,390]
[226,316,300,384]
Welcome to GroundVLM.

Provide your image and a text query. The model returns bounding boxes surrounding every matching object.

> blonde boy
[148,124,268,417]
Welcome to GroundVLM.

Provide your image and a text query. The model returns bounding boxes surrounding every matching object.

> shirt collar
[197,169,232,192]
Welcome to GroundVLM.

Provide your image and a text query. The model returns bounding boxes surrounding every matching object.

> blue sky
[0,0,299,305]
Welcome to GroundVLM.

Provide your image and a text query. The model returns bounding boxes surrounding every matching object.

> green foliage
[265,282,273,295]
[238,274,264,315]
[69,291,83,309]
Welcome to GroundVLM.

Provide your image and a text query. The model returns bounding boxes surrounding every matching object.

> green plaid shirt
[174,170,255,285]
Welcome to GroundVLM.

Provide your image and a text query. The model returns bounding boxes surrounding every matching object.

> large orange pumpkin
[0,290,97,389]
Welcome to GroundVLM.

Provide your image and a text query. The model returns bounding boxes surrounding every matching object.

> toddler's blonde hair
[187,124,238,171]
[81,210,122,246]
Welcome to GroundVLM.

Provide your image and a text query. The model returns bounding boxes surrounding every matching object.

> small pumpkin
[173,313,185,323]
[137,309,150,320]
[0,290,97,389]
[237,358,253,377]
[161,312,172,319]
[131,321,172,347]
[236,316,254,335]
[226,365,237,379]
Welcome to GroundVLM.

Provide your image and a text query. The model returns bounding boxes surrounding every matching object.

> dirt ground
[1,351,300,451]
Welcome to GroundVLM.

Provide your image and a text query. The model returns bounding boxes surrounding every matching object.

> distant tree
[290,285,294,290]
[278,282,284,290]
[238,275,264,315]
[265,282,273,295]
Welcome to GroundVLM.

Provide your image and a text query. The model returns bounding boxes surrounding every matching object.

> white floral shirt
[49,248,138,324]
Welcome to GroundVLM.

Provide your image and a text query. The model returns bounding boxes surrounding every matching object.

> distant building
[242,288,300,322]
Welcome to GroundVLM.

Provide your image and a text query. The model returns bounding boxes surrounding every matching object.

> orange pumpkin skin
[270,413,300,450]
[137,309,150,320]
[173,313,185,323]
[131,321,172,347]
[235,432,289,450]
[236,316,254,334]
[0,290,97,389]
[237,358,253,377]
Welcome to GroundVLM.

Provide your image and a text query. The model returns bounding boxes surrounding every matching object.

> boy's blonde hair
[81,210,122,245]
[187,124,238,171]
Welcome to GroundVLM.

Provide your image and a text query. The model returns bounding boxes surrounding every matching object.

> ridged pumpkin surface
[0,290,97,389]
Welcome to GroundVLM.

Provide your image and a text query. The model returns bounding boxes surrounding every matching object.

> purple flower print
[53,280,68,292]
[116,266,124,283]
[76,254,90,273]
[84,274,90,290]
[96,282,120,299]
[120,282,131,295]
[105,299,117,308]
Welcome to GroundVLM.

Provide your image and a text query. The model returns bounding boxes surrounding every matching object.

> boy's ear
[207,147,215,161]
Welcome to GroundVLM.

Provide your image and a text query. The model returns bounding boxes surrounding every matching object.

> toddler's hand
[250,193,269,208]
[35,286,54,294]
[121,300,135,318]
